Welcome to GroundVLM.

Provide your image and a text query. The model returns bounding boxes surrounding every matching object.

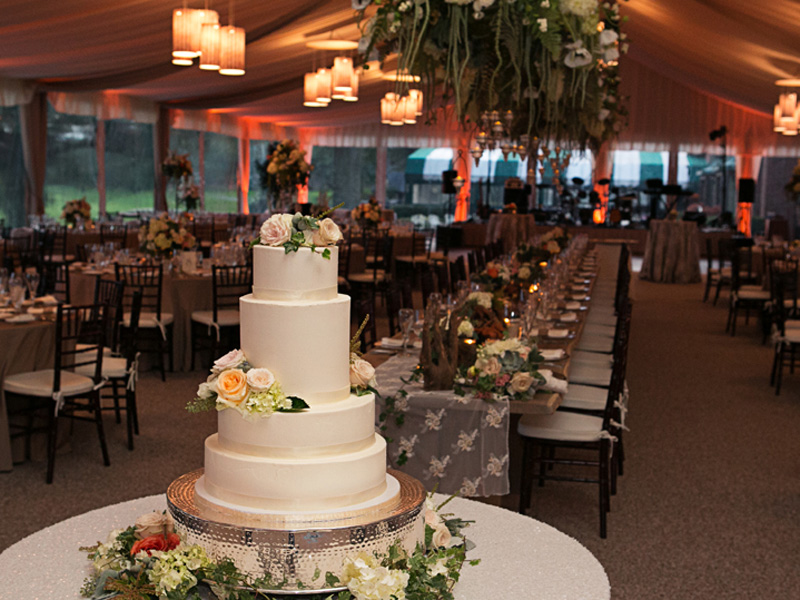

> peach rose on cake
[246,368,276,392]
[312,218,342,246]
[260,213,293,246]
[212,348,245,373]
[216,369,248,405]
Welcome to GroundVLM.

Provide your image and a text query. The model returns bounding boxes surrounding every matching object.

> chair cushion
[348,271,386,284]
[76,343,113,357]
[781,328,800,343]
[575,335,614,354]
[560,384,608,411]
[190,309,240,327]
[75,356,128,379]
[736,288,769,301]
[582,324,616,338]
[568,363,613,388]
[123,312,174,328]
[4,369,95,398]
[571,350,614,367]
[518,411,605,442]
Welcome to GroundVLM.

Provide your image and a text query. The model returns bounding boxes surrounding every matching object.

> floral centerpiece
[254,204,343,260]
[138,213,196,259]
[351,197,382,229]
[61,197,92,228]
[79,498,477,599]
[180,181,201,212]
[187,349,309,420]
[456,337,545,402]
[455,291,506,346]
[471,261,511,292]
[356,0,629,150]
[260,139,313,212]
[162,151,193,180]
[540,226,572,255]
[162,151,193,212]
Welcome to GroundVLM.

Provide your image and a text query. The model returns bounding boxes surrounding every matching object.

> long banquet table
[366,255,598,498]
[0,493,610,600]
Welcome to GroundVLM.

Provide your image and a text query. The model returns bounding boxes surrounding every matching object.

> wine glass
[25,271,41,300]
[411,309,425,346]
[398,308,414,355]
[9,274,26,312]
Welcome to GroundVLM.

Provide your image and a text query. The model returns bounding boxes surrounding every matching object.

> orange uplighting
[464,339,476,345]
[593,209,604,224]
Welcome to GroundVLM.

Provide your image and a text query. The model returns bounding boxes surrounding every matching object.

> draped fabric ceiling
[2,0,800,152]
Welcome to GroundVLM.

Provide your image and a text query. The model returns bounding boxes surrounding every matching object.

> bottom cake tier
[167,469,427,593]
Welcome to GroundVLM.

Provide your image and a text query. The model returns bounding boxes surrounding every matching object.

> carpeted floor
[2,276,799,598]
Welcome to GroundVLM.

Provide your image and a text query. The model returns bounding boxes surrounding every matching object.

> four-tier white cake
[169,243,425,591]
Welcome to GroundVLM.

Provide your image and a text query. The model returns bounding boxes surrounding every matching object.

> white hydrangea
[468,291,494,309]
[457,319,475,338]
[560,0,598,18]
[341,552,410,600]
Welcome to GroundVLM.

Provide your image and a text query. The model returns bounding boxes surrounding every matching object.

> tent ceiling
[0,0,797,132]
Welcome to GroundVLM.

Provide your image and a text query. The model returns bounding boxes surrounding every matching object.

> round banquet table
[0,494,610,600]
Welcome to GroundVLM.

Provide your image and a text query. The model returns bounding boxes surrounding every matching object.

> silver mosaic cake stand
[167,469,426,594]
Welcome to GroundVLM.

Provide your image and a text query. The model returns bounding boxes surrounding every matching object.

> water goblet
[398,308,414,355]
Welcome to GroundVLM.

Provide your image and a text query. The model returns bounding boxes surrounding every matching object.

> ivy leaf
[322,248,331,260]
[248,237,260,249]
[278,396,310,412]
[186,396,216,413]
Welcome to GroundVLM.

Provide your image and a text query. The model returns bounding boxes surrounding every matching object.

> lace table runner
[375,354,510,498]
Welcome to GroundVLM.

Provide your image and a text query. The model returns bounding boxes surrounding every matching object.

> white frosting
[202,433,388,511]
[216,393,376,458]
[199,241,392,516]
[252,245,338,301]
[240,293,350,405]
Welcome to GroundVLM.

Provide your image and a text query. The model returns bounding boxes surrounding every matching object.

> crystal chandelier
[470,110,529,165]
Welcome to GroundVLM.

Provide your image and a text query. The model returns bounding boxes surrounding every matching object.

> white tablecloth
[0,494,610,600]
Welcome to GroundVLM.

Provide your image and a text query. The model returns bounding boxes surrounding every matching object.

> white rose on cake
[350,354,376,389]
[312,218,342,246]
[212,348,246,373]
[260,213,293,246]
[246,368,276,392]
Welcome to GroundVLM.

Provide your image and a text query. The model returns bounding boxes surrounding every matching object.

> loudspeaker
[442,170,458,194]
[738,178,755,204]
[503,185,531,212]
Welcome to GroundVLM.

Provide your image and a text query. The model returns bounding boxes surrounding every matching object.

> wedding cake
[167,214,425,591]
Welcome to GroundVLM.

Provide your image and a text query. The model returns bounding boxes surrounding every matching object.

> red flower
[487,267,499,278]
[130,533,181,556]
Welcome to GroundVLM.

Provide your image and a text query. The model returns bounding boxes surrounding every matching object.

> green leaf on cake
[322,248,331,260]
[278,396,310,412]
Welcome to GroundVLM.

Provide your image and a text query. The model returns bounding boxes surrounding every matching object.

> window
[105,119,154,215]
[0,106,25,226]
[308,147,376,209]
[45,104,97,222]
[249,139,272,214]
[204,132,237,213]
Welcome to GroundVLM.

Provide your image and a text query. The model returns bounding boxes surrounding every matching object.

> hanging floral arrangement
[356,0,629,150]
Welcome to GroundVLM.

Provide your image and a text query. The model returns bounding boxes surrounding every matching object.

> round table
[486,214,537,253]
[0,494,609,599]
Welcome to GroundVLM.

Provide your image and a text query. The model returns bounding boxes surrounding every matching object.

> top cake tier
[253,245,339,302]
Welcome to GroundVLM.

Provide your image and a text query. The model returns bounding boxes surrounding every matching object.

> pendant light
[199,22,221,70]
[409,89,423,116]
[315,68,332,103]
[191,6,218,57]
[172,4,198,64]
[332,57,354,94]
[304,72,326,107]
[219,0,245,76]
[343,68,360,102]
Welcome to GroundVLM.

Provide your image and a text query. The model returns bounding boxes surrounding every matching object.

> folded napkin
[380,337,422,349]
[559,312,578,323]
[571,285,589,292]
[570,295,588,301]
[539,348,565,361]
[38,295,58,305]
[6,314,35,324]
[539,369,569,394]
[546,328,570,339]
